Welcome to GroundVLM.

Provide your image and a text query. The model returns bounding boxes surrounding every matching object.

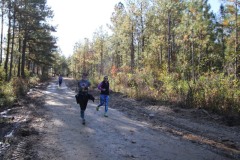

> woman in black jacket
[96,76,110,117]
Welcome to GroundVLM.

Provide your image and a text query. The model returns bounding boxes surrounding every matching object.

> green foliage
[12,78,29,97]
[0,81,15,107]
[67,0,240,117]
[52,52,69,76]
[0,69,43,108]
[190,73,240,114]
[91,76,102,88]
[156,71,240,115]
[29,75,40,87]
[39,74,49,82]
[0,66,5,87]
[110,68,155,99]
[109,67,240,115]
[0,67,15,107]
[16,75,38,94]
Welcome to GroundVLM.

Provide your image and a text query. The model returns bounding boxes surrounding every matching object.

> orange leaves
[189,7,196,14]
[183,34,189,41]
[222,20,229,27]
[110,65,118,78]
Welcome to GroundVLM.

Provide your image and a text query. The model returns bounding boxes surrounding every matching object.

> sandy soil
[1,77,240,160]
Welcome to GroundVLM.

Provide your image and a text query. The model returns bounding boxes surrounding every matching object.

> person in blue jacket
[77,73,91,125]
[58,74,63,87]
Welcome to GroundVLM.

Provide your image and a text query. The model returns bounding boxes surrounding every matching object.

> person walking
[96,76,110,117]
[77,73,91,125]
[58,74,63,87]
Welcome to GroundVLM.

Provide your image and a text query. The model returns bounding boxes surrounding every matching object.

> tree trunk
[21,32,27,78]
[140,2,145,53]
[0,0,4,65]
[130,23,135,73]
[235,0,239,78]
[100,40,103,75]
[167,11,171,73]
[27,47,31,70]
[191,30,195,83]
[220,5,225,68]
[17,36,22,77]
[32,62,35,73]
[160,45,163,67]
[221,23,225,65]
[83,40,87,73]
[157,48,160,69]
[9,6,16,81]
[4,3,11,81]
[37,65,39,75]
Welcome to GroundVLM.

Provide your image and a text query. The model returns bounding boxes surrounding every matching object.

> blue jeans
[98,94,109,112]
[59,80,62,86]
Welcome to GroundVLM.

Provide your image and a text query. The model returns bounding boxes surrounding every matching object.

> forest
[1,0,240,117]
[0,0,67,107]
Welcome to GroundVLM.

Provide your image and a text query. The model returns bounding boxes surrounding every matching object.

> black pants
[78,93,88,111]
[78,93,89,119]
[59,80,62,86]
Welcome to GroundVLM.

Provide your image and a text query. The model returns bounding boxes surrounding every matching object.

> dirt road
[24,79,237,160]
[2,78,239,159]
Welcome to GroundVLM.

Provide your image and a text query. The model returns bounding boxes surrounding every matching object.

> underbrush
[189,74,240,115]
[110,70,240,116]
[0,81,15,107]
[0,73,41,108]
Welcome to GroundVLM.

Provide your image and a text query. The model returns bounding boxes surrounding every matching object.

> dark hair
[82,73,88,76]
[104,76,108,79]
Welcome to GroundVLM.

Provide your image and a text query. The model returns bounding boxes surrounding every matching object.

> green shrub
[12,77,29,97]
[29,75,40,87]
[39,74,50,82]
[108,66,240,115]
[0,67,47,108]
[184,73,240,115]
[0,81,16,107]
[0,67,15,107]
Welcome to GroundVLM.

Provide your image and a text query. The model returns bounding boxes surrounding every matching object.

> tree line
[0,0,59,81]
[69,0,240,115]
[0,0,66,107]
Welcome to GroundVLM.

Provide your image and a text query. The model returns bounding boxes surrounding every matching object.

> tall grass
[109,70,240,115]
[0,66,42,108]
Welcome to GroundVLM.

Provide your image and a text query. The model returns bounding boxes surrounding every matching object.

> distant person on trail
[76,73,94,125]
[96,76,110,117]
[58,74,63,87]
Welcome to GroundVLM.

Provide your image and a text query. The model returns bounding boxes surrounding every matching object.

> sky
[47,0,221,58]
[47,0,120,57]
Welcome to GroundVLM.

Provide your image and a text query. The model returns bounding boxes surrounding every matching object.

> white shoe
[104,113,108,117]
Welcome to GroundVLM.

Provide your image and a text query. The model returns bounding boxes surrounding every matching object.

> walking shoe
[96,106,99,111]
[82,119,86,125]
[104,113,108,117]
